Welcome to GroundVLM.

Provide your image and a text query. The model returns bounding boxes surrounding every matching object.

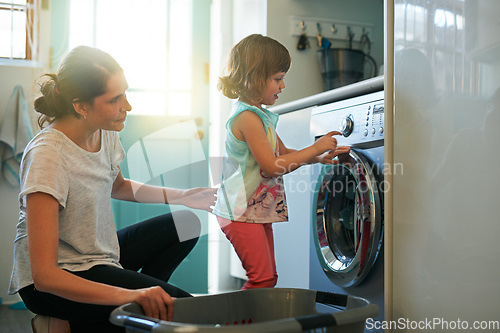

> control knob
[340,115,354,137]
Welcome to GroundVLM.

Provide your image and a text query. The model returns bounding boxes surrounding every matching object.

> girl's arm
[233,111,349,177]
[26,192,175,320]
[111,168,216,212]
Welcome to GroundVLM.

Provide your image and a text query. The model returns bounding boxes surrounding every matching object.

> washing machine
[309,90,385,332]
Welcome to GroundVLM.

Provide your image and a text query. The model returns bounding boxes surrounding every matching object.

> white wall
[266,0,384,106]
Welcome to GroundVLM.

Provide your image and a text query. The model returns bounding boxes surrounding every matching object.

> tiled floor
[0,305,34,333]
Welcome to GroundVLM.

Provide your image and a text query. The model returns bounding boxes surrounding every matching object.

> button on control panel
[359,103,384,138]
[341,114,354,137]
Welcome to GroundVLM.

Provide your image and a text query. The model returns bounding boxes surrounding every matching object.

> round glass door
[313,149,383,287]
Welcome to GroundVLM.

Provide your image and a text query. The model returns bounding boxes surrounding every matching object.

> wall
[0,2,51,304]
[266,0,384,106]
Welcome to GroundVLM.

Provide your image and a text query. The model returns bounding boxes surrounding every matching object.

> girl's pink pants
[217,216,278,289]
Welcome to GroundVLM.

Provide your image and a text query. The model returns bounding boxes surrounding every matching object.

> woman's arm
[277,135,296,156]
[233,111,349,177]
[26,192,175,320]
[111,169,216,211]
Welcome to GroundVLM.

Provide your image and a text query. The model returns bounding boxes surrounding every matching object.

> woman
[8,46,215,333]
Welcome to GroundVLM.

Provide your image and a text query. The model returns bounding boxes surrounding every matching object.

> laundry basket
[110,288,379,333]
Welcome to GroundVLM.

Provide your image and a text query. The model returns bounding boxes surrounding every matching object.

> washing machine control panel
[311,90,384,147]
[361,102,384,137]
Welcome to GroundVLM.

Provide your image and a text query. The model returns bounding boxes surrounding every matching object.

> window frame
[0,0,38,60]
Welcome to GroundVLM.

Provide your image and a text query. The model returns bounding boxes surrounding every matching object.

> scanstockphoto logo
[284,159,403,196]
[126,119,214,242]
[366,317,500,331]
[124,119,403,242]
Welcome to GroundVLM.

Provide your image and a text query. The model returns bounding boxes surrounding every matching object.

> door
[312,149,383,288]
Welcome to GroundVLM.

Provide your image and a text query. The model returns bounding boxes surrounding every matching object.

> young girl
[213,34,349,289]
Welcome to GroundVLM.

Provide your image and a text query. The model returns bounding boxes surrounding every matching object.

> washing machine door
[313,149,383,287]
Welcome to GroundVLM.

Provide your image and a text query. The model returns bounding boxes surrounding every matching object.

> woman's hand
[312,131,351,164]
[317,146,351,164]
[172,187,217,212]
[128,286,175,321]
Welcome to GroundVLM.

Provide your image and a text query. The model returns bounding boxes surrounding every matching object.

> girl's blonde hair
[218,34,291,104]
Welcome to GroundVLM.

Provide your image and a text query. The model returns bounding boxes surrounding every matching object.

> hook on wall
[301,20,306,31]
[297,20,310,50]
[347,26,354,37]
[316,22,331,49]
[347,26,355,49]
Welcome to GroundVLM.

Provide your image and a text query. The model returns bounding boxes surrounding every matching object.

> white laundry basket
[110,288,379,332]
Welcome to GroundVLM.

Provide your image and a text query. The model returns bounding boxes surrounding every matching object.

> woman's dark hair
[34,46,123,128]
[218,34,291,104]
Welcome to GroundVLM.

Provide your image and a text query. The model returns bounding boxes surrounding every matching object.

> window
[68,0,193,116]
[0,0,38,60]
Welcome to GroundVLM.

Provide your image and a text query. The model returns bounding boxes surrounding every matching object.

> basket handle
[295,312,339,331]
[110,303,159,331]
[294,291,378,331]
[316,291,348,307]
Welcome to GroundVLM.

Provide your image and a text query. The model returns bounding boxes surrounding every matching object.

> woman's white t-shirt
[9,128,125,294]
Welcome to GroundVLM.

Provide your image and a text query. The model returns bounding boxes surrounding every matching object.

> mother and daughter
[10,34,348,332]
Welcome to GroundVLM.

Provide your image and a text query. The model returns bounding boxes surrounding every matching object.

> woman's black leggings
[19,210,200,333]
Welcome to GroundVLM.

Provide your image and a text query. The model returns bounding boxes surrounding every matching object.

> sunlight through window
[69,0,193,116]
[0,0,38,60]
